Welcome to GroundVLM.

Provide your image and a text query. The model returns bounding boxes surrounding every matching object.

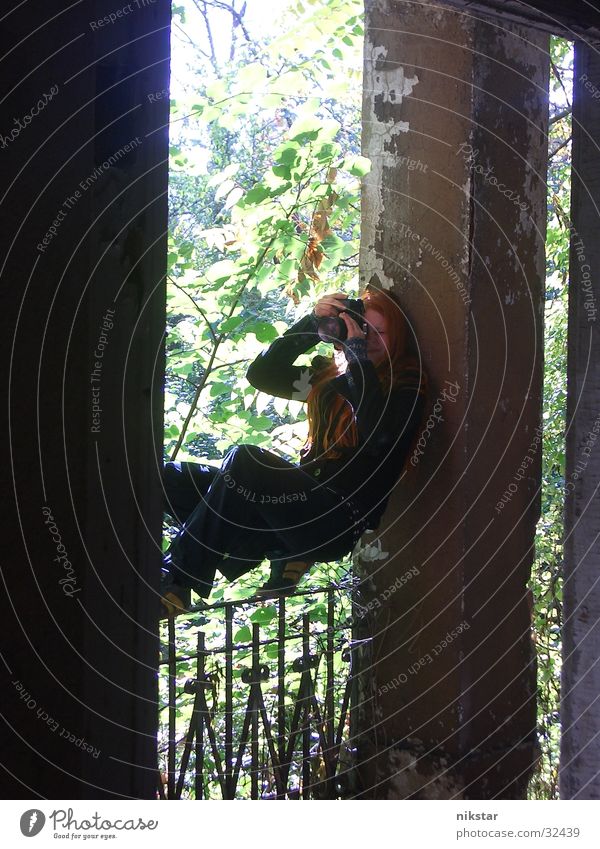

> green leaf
[214,179,237,201]
[209,382,231,397]
[207,163,240,188]
[179,240,194,259]
[277,258,297,279]
[205,79,228,100]
[249,321,279,342]
[224,187,244,209]
[272,164,292,180]
[288,115,324,142]
[257,274,280,296]
[206,260,237,283]
[275,145,300,165]
[200,105,221,123]
[234,626,252,643]
[260,93,285,108]
[249,415,272,430]
[311,603,329,625]
[250,606,277,625]
[171,362,194,376]
[345,155,371,177]
[236,63,268,89]
[242,185,270,205]
[219,315,244,333]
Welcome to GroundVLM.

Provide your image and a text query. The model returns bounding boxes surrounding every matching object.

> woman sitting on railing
[160,286,426,616]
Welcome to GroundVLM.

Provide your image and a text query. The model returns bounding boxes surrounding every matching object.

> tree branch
[171,20,196,48]
[170,233,281,461]
[193,0,219,75]
[549,107,571,126]
[204,0,252,44]
[168,275,218,344]
[549,56,572,110]
[549,134,572,161]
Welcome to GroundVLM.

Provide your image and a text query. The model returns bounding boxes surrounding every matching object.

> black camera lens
[317,298,365,343]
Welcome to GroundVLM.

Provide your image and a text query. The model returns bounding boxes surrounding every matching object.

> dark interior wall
[0,1,171,798]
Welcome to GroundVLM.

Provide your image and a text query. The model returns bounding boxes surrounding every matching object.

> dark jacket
[246,311,425,529]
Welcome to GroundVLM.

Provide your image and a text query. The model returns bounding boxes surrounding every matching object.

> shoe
[255,575,297,600]
[160,581,191,619]
[256,560,314,599]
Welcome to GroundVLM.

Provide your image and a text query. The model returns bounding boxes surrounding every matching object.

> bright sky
[170,0,276,99]
[169,0,286,166]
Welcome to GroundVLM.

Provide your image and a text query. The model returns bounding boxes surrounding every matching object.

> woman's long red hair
[304,288,425,460]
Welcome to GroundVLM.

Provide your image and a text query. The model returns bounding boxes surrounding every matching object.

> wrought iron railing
[158,586,355,799]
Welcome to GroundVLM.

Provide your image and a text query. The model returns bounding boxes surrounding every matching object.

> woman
[160,287,426,615]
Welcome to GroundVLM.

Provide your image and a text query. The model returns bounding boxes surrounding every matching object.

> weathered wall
[441,0,600,43]
[560,40,600,801]
[0,1,170,797]
[352,0,548,798]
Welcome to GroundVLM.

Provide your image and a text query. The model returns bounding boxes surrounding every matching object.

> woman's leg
[162,460,219,526]
[166,444,362,598]
[160,461,223,610]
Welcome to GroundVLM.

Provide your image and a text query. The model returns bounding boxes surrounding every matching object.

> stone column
[0,0,170,797]
[352,0,548,799]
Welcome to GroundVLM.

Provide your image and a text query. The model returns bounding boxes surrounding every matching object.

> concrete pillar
[352,0,548,798]
[0,1,170,797]
[560,40,600,801]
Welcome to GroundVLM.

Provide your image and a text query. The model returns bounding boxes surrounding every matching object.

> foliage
[165,0,364,464]
[526,35,572,801]
[160,0,364,798]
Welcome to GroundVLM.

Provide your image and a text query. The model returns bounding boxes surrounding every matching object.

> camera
[316,298,367,343]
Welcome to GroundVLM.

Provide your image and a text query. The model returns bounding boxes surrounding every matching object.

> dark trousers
[162,444,365,597]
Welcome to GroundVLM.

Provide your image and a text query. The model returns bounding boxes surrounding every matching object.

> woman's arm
[245,312,321,400]
[246,292,348,401]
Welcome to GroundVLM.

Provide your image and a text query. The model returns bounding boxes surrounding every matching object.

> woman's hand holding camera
[313,292,366,343]
[339,311,366,340]
[313,292,348,318]
[313,292,367,353]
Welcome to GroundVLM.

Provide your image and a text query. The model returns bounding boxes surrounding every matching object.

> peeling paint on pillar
[388,744,465,799]
[361,41,418,291]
